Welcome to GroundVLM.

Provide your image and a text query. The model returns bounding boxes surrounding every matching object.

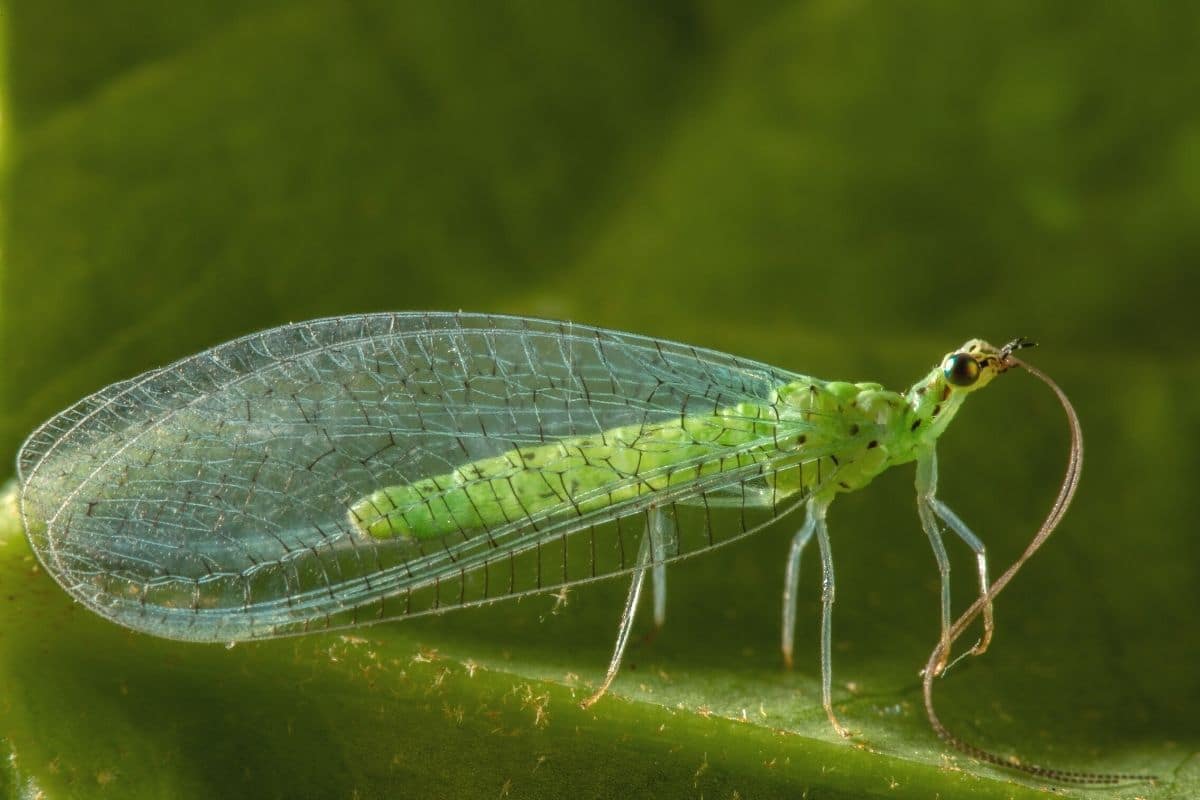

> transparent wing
[19,313,868,641]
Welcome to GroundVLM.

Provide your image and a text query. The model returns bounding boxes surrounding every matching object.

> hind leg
[580,526,652,709]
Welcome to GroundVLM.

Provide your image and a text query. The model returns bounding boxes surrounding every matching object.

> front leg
[930,496,992,657]
[915,450,992,676]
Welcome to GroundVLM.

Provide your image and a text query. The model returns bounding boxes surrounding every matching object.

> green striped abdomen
[348,402,783,542]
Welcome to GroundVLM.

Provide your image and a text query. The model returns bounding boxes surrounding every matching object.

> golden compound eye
[943,353,981,387]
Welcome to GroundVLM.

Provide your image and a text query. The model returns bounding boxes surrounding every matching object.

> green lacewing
[16,312,1149,784]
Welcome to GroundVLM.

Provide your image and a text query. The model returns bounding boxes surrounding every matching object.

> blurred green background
[1,2,1197,798]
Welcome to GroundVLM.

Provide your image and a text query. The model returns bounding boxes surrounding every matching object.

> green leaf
[2,2,1197,798]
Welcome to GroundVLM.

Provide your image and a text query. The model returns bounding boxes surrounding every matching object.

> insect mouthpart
[998,337,1037,363]
[975,338,1037,375]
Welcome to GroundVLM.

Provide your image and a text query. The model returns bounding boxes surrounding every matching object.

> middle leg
[648,506,677,630]
[781,510,818,668]
[813,501,850,737]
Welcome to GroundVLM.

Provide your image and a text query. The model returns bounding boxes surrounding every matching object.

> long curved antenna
[922,358,1157,785]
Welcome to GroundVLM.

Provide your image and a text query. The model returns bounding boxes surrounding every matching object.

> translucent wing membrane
[19,313,858,641]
